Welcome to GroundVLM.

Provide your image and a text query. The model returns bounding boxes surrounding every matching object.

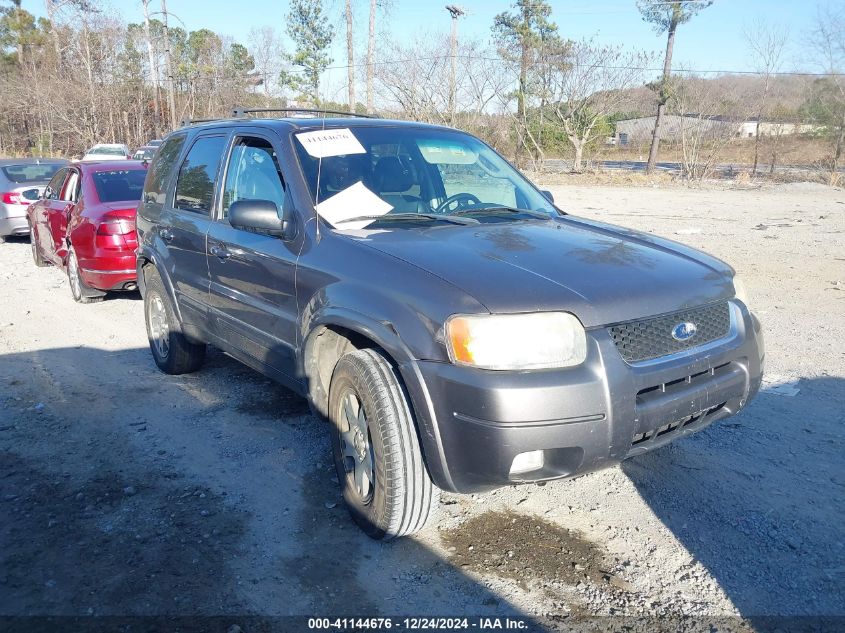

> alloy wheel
[68,251,82,300]
[147,293,170,359]
[339,391,375,503]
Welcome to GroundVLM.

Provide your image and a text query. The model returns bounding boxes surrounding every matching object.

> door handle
[209,244,230,260]
[160,228,174,242]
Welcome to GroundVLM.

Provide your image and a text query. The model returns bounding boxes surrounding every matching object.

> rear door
[160,133,229,326]
[206,130,301,379]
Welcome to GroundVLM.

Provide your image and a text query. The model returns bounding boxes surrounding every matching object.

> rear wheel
[329,348,437,539]
[67,248,105,304]
[143,267,205,374]
[29,225,48,267]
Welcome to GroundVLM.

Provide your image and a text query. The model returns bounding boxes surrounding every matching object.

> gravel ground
[1,182,843,630]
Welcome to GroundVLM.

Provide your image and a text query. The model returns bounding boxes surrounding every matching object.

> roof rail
[179,117,228,127]
[231,107,378,119]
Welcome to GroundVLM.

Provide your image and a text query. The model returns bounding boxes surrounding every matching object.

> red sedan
[27,161,147,303]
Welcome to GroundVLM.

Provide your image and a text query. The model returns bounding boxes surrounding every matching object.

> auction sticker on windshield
[315,181,393,230]
[296,128,366,158]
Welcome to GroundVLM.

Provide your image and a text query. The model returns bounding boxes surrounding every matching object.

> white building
[615,115,818,145]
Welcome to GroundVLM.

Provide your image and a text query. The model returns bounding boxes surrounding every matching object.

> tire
[329,348,438,540]
[0,235,5,244]
[67,248,105,303]
[143,266,205,374]
[29,225,48,267]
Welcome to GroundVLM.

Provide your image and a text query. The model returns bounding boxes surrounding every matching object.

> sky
[25,0,829,83]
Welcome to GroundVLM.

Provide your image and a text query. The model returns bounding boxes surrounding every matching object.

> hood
[349,216,734,327]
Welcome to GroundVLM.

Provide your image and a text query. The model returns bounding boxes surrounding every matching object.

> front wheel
[329,348,437,539]
[143,267,205,374]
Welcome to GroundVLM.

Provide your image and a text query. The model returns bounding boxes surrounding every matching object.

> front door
[206,132,301,379]
[162,133,229,325]
[37,168,68,263]
[50,168,80,263]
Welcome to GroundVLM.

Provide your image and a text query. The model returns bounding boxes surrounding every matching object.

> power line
[271,55,844,78]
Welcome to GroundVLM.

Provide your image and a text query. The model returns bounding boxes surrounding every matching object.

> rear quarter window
[143,134,187,206]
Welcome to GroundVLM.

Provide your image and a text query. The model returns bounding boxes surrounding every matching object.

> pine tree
[281,0,334,106]
[636,0,713,173]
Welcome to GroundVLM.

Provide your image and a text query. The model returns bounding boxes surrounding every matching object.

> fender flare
[135,246,183,324]
[301,306,457,492]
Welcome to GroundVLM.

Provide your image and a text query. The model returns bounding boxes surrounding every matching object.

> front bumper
[402,301,764,493]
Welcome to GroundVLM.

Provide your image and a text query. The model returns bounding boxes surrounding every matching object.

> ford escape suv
[136,110,764,539]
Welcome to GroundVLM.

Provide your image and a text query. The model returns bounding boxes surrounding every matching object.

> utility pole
[142,0,161,137]
[346,0,355,111]
[446,5,464,125]
[161,0,177,130]
[366,0,376,113]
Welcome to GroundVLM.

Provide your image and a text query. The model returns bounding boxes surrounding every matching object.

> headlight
[445,312,587,370]
[733,274,749,306]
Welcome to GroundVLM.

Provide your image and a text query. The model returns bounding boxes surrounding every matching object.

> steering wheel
[433,192,482,215]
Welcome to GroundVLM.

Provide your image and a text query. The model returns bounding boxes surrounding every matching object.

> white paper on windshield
[295,128,366,158]
[316,181,393,230]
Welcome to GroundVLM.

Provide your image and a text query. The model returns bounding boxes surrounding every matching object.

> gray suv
[136,111,764,539]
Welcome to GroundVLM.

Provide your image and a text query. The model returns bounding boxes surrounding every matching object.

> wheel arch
[136,249,183,324]
[301,310,454,491]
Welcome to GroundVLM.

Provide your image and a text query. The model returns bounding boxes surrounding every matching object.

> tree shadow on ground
[0,345,552,632]
[622,376,845,626]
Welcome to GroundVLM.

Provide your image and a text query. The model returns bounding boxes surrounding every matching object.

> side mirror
[229,199,291,238]
[541,189,555,203]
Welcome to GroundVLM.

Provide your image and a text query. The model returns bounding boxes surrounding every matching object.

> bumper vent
[608,302,731,363]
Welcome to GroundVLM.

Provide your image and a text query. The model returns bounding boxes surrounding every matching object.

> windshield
[2,163,64,183]
[89,146,126,156]
[293,126,558,230]
[92,169,147,202]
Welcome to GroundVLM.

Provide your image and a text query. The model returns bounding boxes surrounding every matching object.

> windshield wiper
[452,205,553,220]
[334,213,479,226]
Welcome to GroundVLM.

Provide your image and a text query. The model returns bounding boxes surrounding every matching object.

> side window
[144,134,187,205]
[60,171,79,202]
[45,169,67,200]
[174,135,227,214]
[221,136,286,218]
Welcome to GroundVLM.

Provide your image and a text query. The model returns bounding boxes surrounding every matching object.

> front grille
[608,302,731,363]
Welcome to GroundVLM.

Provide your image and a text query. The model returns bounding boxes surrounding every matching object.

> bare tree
[548,40,652,170]
[248,26,284,106]
[374,35,509,132]
[744,19,789,175]
[672,73,750,180]
[637,0,713,173]
[807,3,845,175]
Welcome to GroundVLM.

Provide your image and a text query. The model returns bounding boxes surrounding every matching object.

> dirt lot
[1,182,843,630]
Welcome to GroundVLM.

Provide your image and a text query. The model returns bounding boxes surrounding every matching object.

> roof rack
[231,107,378,119]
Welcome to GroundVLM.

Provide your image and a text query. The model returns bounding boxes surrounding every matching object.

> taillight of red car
[2,192,25,205]
[95,210,137,249]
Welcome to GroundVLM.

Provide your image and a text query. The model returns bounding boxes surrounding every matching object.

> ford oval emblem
[672,321,698,341]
